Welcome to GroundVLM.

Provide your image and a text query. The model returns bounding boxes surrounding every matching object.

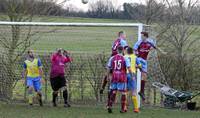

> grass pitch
[0,103,199,118]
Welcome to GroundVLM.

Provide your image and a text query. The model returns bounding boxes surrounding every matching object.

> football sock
[141,80,146,94]
[63,90,68,104]
[132,96,138,110]
[52,92,58,104]
[108,90,116,108]
[121,94,127,111]
[28,90,33,105]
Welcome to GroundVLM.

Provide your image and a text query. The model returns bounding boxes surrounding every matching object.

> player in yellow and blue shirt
[22,50,43,106]
[124,47,141,113]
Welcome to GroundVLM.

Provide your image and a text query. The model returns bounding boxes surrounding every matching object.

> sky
[64,0,144,12]
[62,0,196,12]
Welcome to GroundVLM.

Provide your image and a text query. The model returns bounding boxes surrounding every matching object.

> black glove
[63,50,69,57]
[100,89,104,94]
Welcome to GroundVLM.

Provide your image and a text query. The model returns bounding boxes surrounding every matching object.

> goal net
[0,21,159,106]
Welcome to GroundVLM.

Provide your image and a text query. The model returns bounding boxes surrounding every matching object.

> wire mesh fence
[0,51,175,107]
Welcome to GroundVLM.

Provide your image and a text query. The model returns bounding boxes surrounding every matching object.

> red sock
[107,90,116,107]
[107,90,112,106]
[121,94,127,111]
[141,80,145,94]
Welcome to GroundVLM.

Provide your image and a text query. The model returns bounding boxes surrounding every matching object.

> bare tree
[155,0,200,90]
[0,0,66,101]
[123,0,165,24]
[88,0,120,18]
[84,54,107,102]
[144,0,166,24]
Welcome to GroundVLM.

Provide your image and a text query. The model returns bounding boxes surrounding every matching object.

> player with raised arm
[50,48,72,107]
[106,46,132,113]
[133,32,156,102]
[22,50,43,106]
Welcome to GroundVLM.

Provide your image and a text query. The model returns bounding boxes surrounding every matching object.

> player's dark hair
[117,46,123,54]
[141,32,149,38]
[127,47,133,54]
[118,31,124,37]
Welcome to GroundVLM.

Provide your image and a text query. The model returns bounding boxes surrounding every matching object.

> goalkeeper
[50,48,72,107]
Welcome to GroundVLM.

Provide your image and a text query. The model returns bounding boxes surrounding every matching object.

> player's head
[124,46,128,55]
[27,49,34,58]
[126,47,133,55]
[117,46,124,54]
[141,32,148,40]
[118,31,126,39]
[57,48,63,56]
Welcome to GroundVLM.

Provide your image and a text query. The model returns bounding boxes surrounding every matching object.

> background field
[1,17,199,53]
[31,26,137,53]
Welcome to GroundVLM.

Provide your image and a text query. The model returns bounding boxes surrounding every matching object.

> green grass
[29,26,137,53]
[0,14,137,23]
[0,24,138,53]
[36,16,137,23]
[0,103,199,118]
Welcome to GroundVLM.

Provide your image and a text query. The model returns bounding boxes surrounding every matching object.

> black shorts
[50,76,66,91]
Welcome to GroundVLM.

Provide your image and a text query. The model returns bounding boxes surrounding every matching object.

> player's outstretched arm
[150,37,167,55]
[156,47,167,55]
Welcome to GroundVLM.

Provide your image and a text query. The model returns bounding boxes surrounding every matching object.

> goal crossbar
[0,21,149,27]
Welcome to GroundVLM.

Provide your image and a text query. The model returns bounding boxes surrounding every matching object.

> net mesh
[0,24,138,104]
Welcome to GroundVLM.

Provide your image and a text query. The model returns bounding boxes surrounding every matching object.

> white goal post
[0,21,147,108]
